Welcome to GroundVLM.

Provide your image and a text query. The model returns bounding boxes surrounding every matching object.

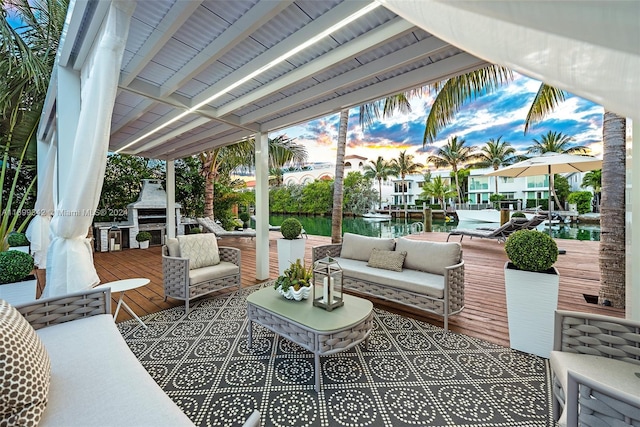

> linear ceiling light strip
[115,1,380,154]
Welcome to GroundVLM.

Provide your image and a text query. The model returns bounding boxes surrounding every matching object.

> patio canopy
[36,1,639,310]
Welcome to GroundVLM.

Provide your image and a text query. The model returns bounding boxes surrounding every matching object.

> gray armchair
[551,310,640,425]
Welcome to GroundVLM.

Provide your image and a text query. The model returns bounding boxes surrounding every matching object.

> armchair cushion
[0,299,51,426]
[340,233,395,262]
[189,262,240,285]
[165,237,180,257]
[177,234,220,269]
[396,238,461,275]
[367,248,407,272]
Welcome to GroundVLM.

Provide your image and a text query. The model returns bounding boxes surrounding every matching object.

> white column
[55,65,80,202]
[629,120,637,320]
[255,132,270,280]
[166,159,176,239]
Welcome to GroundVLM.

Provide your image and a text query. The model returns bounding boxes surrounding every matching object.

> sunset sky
[272,72,604,166]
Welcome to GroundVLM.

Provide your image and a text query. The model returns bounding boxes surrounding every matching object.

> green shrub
[505,229,558,272]
[567,191,593,214]
[136,231,152,242]
[238,212,250,223]
[511,211,526,218]
[7,233,29,247]
[0,250,34,284]
[280,218,302,240]
[189,227,202,234]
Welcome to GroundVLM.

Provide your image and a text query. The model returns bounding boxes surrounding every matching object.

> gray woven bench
[312,233,465,330]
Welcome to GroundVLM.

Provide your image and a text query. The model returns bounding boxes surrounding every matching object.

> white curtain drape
[25,140,56,268]
[43,2,134,297]
[379,0,640,123]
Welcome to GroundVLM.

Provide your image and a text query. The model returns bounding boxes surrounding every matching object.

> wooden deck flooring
[36,231,623,348]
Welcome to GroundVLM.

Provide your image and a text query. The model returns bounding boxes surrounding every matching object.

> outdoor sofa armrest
[15,287,112,330]
[445,260,465,314]
[553,310,640,363]
[312,244,342,262]
[219,246,241,266]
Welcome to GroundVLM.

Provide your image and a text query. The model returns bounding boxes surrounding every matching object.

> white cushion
[177,234,220,270]
[395,238,461,275]
[0,299,50,427]
[165,237,180,257]
[36,315,194,427]
[189,261,240,285]
[340,233,395,262]
[335,257,445,299]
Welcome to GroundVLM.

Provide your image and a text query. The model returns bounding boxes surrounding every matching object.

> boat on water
[362,212,392,221]
[454,209,536,223]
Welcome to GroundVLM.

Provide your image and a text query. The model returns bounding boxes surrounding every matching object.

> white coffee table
[96,278,150,328]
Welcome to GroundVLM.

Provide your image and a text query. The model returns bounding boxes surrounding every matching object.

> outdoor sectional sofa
[312,233,465,330]
[2,288,260,427]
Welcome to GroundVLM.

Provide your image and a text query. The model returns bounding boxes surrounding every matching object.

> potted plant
[189,227,202,234]
[277,218,305,276]
[136,231,152,249]
[232,218,244,231]
[503,229,559,358]
[8,232,30,254]
[273,258,313,301]
[0,250,36,305]
[239,212,251,229]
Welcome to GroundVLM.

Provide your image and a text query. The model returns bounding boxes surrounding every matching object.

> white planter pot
[0,275,37,306]
[276,284,311,301]
[504,261,559,358]
[277,238,306,276]
[139,240,149,249]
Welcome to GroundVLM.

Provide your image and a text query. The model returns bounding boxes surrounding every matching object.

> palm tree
[331,109,348,243]
[420,175,456,209]
[199,136,307,218]
[389,151,423,215]
[581,169,602,212]
[599,112,626,308]
[526,130,589,156]
[475,137,518,194]
[525,130,590,208]
[363,156,394,209]
[427,136,479,203]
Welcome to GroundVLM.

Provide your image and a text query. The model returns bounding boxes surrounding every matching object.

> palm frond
[524,84,566,133]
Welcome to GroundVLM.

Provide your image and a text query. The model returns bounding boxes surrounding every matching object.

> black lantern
[312,257,344,311]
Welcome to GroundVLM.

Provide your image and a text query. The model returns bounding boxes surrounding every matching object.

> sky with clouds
[273,72,604,166]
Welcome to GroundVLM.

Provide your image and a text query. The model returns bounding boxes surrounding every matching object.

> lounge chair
[447,217,530,243]
[197,217,256,239]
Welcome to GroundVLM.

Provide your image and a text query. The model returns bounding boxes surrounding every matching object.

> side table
[95,278,150,328]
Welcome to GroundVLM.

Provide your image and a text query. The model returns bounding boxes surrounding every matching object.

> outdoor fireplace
[127,179,181,248]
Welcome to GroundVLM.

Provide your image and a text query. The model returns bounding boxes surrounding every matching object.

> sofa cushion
[367,248,406,272]
[189,261,240,286]
[395,238,461,275]
[0,299,50,427]
[340,233,395,262]
[165,237,180,257]
[177,234,220,269]
[36,314,194,427]
[335,257,444,299]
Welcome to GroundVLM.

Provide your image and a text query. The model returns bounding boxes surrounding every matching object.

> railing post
[423,203,432,232]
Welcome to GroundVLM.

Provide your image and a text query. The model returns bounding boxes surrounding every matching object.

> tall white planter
[504,261,559,358]
[277,238,306,276]
[0,275,37,306]
[9,246,30,254]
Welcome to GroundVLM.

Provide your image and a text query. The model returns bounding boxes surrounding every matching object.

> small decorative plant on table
[274,258,312,301]
[238,212,251,228]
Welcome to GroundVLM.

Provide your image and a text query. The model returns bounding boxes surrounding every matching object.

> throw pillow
[340,233,396,262]
[367,248,407,272]
[395,238,461,275]
[177,234,220,270]
[0,299,51,426]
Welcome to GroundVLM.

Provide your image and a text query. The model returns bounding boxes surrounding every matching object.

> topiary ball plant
[280,218,302,240]
[189,227,202,234]
[7,232,29,247]
[510,211,526,219]
[136,231,152,242]
[0,250,35,284]
[504,229,558,272]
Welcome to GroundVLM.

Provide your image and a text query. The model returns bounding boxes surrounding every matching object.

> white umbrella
[486,152,602,235]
